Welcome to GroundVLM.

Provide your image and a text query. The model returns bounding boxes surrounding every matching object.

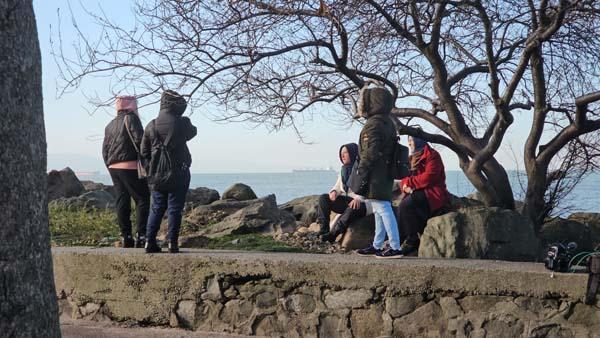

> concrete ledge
[53,248,600,337]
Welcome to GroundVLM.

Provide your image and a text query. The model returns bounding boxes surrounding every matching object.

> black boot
[323,219,348,243]
[145,239,162,253]
[121,235,134,248]
[134,234,146,248]
[168,241,179,253]
[168,235,179,253]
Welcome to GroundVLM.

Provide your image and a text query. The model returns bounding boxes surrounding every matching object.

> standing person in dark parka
[398,136,450,255]
[354,87,403,258]
[102,96,150,248]
[141,90,197,253]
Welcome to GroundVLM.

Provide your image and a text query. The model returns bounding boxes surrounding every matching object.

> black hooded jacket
[140,91,197,169]
[102,112,144,166]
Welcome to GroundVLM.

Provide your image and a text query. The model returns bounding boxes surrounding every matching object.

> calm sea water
[79,170,600,213]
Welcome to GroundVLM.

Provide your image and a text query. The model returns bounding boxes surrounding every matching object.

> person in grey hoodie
[141,90,197,253]
[318,143,372,243]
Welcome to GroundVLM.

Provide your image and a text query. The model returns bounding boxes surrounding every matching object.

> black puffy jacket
[102,112,144,166]
[140,91,197,169]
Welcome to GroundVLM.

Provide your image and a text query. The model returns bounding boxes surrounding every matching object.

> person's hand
[329,191,337,201]
[348,197,361,210]
[403,184,413,194]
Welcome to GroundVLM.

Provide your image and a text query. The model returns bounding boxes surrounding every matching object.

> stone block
[324,289,372,309]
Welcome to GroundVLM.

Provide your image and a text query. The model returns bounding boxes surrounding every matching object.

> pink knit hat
[115,96,138,114]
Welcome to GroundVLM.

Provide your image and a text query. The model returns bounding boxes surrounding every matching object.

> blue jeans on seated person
[146,169,190,244]
[370,199,401,250]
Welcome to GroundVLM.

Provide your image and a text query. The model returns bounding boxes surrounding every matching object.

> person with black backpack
[352,87,404,259]
[102,96,150,248]
[141,90,197,253]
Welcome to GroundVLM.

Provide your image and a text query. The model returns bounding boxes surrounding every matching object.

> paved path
[52,246,551,273]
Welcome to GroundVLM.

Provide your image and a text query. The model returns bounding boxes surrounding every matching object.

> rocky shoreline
[48,167,600,261]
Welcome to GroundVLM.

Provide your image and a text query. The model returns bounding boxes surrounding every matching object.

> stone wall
[53,248,600,337]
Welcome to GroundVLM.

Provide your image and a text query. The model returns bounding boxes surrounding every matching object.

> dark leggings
[108,168,150,238]
[317,194,367,233]
[397,190,431,245]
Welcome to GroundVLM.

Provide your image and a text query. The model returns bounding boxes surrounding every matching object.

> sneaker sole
[356,252,378,256]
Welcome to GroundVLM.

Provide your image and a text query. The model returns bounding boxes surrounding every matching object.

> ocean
[78,170,600,214]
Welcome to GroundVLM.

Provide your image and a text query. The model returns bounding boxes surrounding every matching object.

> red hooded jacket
[400,144,450,212]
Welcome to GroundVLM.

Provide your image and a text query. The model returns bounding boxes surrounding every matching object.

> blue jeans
[370,200,401,250]
[146,169,190,243]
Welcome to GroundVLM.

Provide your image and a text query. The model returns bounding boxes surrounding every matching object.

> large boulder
[568,213,600,248]
[465,191,524,212]
[47,167,85,201]
[419,207,540,262]
[538,218,595,256]
[449,193,484,210]
[186,198,263,227]
[49,190,115,211]
[221,183,257,201]
[340,215,375,251]
[197,195,296,238]
[279,195,321,226]
[185,187,220,211]
[80,180,116,198]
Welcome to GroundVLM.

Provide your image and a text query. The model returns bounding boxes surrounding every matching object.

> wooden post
[585,254,600,305]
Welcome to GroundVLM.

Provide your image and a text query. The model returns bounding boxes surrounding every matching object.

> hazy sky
[33,0,534,174]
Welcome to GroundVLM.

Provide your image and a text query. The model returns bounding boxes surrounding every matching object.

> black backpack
[147,120,177,190]
[390,135,410,179]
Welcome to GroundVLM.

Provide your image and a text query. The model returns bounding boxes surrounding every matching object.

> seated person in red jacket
[398,136,450,255]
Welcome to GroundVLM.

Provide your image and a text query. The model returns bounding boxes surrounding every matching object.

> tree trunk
[522,163,550,233]
[481,158,515,210]
[0,1,61,337]
[460,157,515,209]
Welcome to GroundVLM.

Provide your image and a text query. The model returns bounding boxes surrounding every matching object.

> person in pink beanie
[102,95,150,248]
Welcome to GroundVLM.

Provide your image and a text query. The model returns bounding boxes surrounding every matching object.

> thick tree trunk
[522,162,550,233]
[0,1,61,337]
[481,158,515,210]
[460,157,515,209]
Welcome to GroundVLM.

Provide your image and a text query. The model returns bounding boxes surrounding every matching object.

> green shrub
[203,234,305,252]
[49,206,305,252]
[49,205,119,246]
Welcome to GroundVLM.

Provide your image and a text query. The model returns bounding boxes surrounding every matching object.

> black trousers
[397,190,431,245]
[317,193,367,233]
[108,168,150,238]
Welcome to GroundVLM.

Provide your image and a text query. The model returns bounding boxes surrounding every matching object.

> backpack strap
[124,113,141,155]
[152,119,176,147]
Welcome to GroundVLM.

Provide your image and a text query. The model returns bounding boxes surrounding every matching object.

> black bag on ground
[347,160,370,196]
[147,120,177,190]
[390,135,410,179]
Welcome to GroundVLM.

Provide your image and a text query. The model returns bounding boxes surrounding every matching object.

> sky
[33,0,534,174]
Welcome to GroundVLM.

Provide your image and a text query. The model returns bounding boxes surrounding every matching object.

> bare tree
[54,0,600,228]
[1,1,61,336]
